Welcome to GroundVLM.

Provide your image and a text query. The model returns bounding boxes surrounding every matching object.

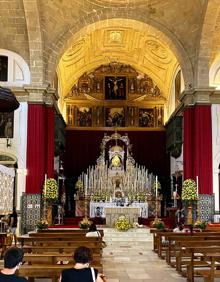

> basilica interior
[1,1,220,281]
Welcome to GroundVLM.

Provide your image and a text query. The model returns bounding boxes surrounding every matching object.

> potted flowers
[115,215,131,231]
[35,219,48,231]
[182,178,198,225]
[79,217,92,229]
[182,179,197,201]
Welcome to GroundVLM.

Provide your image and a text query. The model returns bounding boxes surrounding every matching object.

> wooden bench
[28,229,104,237]
[23,252,101,264]
[163,233,220,265]
[18,236,102,247]
[15,263,103,282]
[174,243,220,281]
[22,245,102,254]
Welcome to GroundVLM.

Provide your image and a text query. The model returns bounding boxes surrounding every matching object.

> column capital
[11,84,58,106]
[180,87,216,108]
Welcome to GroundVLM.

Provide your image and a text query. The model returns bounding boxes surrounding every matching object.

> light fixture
[6,138,11,147]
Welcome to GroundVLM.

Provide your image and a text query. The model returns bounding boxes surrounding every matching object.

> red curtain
[65,130,170,179]
[26,104,46,193]
[26,104,55,193]
[183,107,194,179]
[46,107,54,178]
[183,105,213,194]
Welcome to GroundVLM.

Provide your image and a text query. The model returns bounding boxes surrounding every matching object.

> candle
[44,174,47,195]
[196,176,199,196]
[155,175,158,199]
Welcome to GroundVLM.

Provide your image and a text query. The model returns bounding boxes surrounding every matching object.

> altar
[90,202,148,219]
[105,207,140,227]
[75,132,161,220]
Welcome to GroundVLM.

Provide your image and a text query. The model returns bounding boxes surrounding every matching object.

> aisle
[102,227,185,282]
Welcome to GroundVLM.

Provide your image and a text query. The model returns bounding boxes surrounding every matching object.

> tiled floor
[102,227,186,282]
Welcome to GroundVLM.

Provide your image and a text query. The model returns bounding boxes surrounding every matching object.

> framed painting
[0,112,14,138]
[105,107,125,127]
[105,76,126,100]
[76,107,92,127]
[139,108,154,127]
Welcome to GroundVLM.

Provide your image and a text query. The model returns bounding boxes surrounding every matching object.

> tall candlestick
[44,174,47,196]
[196,176,199,196]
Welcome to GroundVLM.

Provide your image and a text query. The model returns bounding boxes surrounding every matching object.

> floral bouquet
[150,218,165,230]
[79,217,92,229]
[43,178,58,203]
[115,215,131,231]
[182,179,197,201]
[36,219,48,231]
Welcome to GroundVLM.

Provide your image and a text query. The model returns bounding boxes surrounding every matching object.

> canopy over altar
[75,131,161,218]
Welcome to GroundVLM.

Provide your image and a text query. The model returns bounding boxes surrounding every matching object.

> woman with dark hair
[59,246,107,282]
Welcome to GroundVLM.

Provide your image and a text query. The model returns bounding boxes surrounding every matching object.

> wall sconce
[6,138,11,147]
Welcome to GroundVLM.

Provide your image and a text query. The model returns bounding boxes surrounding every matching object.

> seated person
[59,246,107,282]
[86,223,101,237]
[0,247,27,281]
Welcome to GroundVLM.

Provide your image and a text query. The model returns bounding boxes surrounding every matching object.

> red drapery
[46,107,54,178]
[26,104,54,193]
[65,130,170,179]
[183,105,213,194]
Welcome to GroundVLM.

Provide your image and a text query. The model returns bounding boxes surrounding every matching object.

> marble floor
[30,227,220,281]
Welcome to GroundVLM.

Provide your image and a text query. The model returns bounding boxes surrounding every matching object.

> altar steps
[56,216,174,229]
[103,227,152,242]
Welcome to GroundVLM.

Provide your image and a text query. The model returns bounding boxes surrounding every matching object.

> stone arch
[45,13,193,91]
[196,0,220,87]
[23,0,44,85]
[209,56,220,88]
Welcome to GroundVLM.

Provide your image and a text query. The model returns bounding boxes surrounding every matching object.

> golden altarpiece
[65,62,165,129]
[66,62,165,223]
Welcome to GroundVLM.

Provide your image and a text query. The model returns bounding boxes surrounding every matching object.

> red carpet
[49,217,174,229]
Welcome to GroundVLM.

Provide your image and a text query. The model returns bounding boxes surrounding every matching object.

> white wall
[212,104,220,211]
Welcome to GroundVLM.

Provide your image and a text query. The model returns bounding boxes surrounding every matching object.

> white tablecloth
[90,202,148,218]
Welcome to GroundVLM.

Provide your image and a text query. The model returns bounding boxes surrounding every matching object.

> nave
[29,227,187,282]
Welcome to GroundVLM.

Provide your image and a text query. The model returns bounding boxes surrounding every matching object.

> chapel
[0,1,220,280]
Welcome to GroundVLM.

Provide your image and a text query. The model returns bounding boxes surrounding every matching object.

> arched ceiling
[57,19,179,101]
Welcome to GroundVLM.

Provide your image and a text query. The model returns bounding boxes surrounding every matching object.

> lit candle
[196,176,199,196]
[155,175,158,199]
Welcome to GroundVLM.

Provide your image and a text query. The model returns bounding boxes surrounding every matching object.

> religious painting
[0,112,14,138]
[105,76,126,100]
[139,108,154,127]
[105,107,125,127]
[76,107,92,127]
[0,56,8,81]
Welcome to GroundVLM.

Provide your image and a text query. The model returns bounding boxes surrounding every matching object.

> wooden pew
[28,229,104,237]
[18,236,102,247]
[23,252,101,265]
[22,245,102,254]
[164,233,220,265]
[187,247,220,282]
[16,263,103,282]
[175,242,220,277]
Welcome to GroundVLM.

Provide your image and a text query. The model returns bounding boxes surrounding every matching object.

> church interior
[1,0,220,281]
